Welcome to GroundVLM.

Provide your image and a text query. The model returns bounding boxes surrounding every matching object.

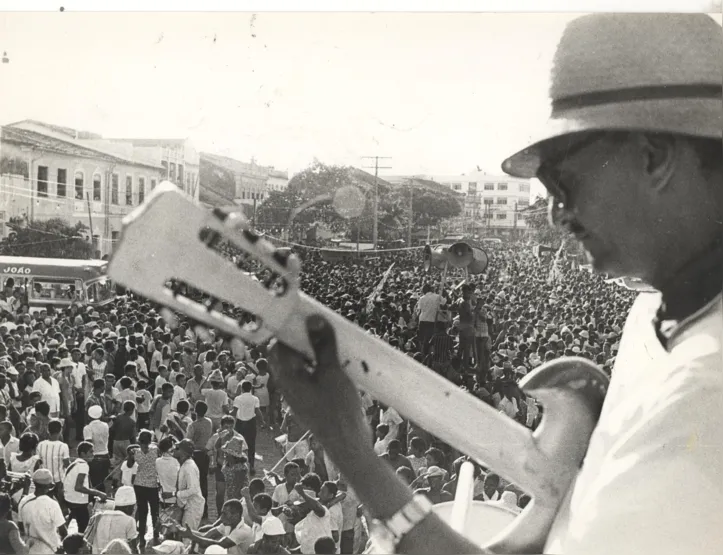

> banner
[366,263,395,313]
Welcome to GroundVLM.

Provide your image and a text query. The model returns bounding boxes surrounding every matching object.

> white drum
[432,500,519,546]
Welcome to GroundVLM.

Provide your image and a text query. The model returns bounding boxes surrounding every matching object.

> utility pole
[361,156,392,250]
[513,200,518,240]
[85,193,95,256]
[407,179,413,247]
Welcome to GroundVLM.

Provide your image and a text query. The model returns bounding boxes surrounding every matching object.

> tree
[0,217,94,259]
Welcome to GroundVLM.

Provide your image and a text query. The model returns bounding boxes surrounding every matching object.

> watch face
[369,520,397,554]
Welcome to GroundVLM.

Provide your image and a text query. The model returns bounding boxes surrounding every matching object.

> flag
[366,263,395,313]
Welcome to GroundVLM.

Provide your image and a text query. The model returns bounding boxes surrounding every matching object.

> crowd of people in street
[0,240,636,554]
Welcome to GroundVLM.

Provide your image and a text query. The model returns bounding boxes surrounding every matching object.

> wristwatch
[368,494,434,553]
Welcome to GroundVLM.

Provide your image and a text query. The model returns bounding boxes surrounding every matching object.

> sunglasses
[536,133,606,217]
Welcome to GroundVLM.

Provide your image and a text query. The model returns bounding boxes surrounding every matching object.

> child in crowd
[407,436,428,477]
[120,444,138,487]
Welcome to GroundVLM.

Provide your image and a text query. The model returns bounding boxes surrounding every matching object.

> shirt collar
[653,238,723,350]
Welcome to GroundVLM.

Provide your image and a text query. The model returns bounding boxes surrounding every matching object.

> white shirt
[2,436,19,468]
[18,494,65,554]
[89,510,138,553]
[415,292,445,323]
[71,361,86,391]
[216,520,254,555]
[546,293,723,555]
[156,454,180,503]
[32,377,61,414]
[233,392,260,421]
[83,420,110,456]
[63,459,91,504]
[380,408,403,441]
[120,460,138,486]
[37,439,69,483]
[295,506,332,555]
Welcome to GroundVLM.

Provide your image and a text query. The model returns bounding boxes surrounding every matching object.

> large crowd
[0,241,637,554]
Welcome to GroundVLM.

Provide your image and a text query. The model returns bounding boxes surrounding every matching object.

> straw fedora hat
[502,13,723,178]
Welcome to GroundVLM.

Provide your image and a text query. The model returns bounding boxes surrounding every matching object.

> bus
[0,256,115,313]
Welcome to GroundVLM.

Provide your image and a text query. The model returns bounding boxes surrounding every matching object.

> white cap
[115,485,136,506]
[88,405,103,419]
[261,516,286,536]
[152,540,186,555]
[204,546,228,554]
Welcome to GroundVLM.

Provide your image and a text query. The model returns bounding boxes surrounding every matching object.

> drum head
[432,500,519,546]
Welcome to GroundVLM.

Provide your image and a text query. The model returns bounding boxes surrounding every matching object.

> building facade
[1,122,165,256]
[390,171,532,239]
[199,152,289,209]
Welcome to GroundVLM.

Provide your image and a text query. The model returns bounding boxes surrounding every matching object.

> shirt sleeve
[51,500,65,528]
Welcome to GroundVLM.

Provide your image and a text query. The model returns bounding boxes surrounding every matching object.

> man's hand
[268,315,370,455]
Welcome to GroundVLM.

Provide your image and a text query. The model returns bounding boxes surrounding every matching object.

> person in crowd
[37,419,70,505]
[156,435,180,511]
[379,439,413,474]
[175,438,205,531]
[9,432,42,508]
[82,405,110,492]
[221,436,249,503]
[413,284,446,357]
[85,485,138,553]
[233,380,265,475]
[111,400,137,486]
[0,492,27,554]
[293,479,333,555]
[63,441,107,534]
[119,444,138,487]
[174,499,254,554]
[134,429,161,548]
[18,469,66,554]
[246,516,290,555]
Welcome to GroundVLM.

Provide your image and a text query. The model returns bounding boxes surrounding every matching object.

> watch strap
[386,494,434,541]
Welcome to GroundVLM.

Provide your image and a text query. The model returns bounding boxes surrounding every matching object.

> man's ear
[636,133,679,193]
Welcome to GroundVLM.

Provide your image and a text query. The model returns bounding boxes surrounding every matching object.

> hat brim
[502,97,722,178]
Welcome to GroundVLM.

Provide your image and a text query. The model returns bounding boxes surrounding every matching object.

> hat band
[552,83,723,115]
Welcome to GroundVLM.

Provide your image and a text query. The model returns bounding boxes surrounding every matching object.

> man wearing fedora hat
[17,468,66,554]
[266,13,723,555]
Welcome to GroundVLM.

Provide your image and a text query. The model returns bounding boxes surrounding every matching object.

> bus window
[86,280,113,303]
[30,279,84,302]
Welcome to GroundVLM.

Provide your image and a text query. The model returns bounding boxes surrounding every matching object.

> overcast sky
[0,10,718,196]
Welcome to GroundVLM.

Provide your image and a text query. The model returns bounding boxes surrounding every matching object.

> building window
[483,212,492,219]
[451,183,461,191]
[497,213,507,220]
[483,198,493,205]
[138,177,145,204]
[126,175,133,205]
[111,230,120,249]
[151,178,157,191]
[519,183,530,192]
[498,183,508,191]
[484,183,494,190]
[498,198,508,205]
[57,169,67,197]
[74,171,84,200]
[517,214,526,221]
[170,162,176,181]
[93,173,102,202]
[161,161,168,178]
[468,182,477,190]
[518,199,529,207]
[36,166,48,198]
[111,174,119,204]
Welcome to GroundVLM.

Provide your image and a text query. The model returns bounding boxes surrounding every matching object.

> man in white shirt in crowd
[86,485,138,553]
[233,380,265,475]
[414,283,446,356]
[293,482,332,555]
[18,469,67,554]
[63,441,108,535]
[176,498,254,555]
[174,439,206,531]
[82,405,110,492]
[0,420,19,470]
[70,348,87,441]
[37,419,70,498]
[32,363,61,418]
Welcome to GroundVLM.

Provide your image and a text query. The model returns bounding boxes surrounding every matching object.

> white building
[389,171,532,239]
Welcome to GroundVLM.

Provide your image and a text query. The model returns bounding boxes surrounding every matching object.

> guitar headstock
[108,182,302,347]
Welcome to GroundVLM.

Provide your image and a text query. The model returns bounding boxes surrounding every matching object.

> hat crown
[551,14,723,102]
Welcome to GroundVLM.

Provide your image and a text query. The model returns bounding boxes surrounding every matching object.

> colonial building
[198,152,289,209]
[0,121,164,256]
